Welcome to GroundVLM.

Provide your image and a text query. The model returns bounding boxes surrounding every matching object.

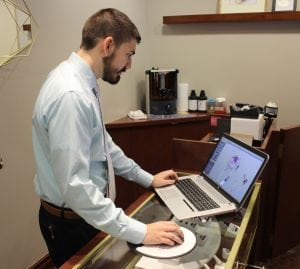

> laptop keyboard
[176,178,220,211]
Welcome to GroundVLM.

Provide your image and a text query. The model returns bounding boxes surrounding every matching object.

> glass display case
[62,182,260,269]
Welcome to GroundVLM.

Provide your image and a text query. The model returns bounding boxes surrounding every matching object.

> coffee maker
[146,68,178,115]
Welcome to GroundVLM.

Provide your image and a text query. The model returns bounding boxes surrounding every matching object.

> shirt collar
[67,52,98,91]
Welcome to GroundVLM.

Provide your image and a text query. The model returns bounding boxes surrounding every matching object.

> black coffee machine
[146,68,178,115]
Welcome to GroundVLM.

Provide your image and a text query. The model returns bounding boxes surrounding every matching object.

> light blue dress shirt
[32,52,153,244]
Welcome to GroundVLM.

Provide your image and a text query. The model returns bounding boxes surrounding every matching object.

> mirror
[0,0,37,67]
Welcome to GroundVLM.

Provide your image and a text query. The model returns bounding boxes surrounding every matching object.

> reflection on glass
[0,0,37,66]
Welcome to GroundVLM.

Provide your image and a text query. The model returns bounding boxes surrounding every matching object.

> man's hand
[151,170,178,188]
[143,221,184,246]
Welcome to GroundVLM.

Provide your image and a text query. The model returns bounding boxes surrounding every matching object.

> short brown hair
[80,8,141,50]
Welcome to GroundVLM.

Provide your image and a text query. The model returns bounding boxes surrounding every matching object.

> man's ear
[103,37,115,57]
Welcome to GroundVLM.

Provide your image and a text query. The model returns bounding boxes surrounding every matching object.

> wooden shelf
[163,11,300,24]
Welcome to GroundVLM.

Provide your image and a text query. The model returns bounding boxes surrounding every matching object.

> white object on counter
[177,83,189,112]
[231,114,265,141]
[127,110,147,120]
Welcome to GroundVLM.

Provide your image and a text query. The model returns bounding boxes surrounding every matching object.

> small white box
[230,114,265,141]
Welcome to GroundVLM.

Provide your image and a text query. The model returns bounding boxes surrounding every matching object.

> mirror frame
[0,0,38,67]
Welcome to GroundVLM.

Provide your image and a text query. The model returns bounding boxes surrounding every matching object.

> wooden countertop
[106,113,210,129]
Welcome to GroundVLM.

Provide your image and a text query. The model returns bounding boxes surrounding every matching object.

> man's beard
[102,54,126,85]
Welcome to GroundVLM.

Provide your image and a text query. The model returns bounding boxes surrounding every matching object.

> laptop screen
[202,134,267,204]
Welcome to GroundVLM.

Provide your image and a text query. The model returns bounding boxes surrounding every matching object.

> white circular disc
[135,227,197,259]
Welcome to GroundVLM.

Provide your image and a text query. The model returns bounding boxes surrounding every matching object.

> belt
[41,200,81,219]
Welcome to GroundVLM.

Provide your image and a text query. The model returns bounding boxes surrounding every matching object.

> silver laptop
[155,133,269,220]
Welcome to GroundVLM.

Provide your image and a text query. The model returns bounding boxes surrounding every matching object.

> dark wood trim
[28,254,54,269]
[163,11,300,24]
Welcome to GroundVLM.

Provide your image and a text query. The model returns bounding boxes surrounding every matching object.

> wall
[0,0,300,268]
[0,1,18,56]
[146,0,300,128]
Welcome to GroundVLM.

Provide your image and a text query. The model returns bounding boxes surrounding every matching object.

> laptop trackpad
[157,187,192,213]
[160,187,180,200]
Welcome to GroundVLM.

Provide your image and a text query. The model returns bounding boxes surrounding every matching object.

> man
[32,8,183,268]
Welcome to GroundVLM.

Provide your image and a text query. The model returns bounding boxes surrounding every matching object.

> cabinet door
[251,128,280,261]
[271,125,300,257]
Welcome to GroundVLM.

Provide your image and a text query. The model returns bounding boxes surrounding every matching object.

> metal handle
[0,157,3,169]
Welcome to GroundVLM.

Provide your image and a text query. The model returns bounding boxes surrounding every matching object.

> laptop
[155,133,269,220]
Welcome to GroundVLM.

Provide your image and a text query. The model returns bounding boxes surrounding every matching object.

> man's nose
[126,58,132,69]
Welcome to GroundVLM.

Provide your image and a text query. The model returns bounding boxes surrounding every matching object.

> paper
[128,110,147,120]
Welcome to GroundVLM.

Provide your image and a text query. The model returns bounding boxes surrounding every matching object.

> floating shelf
[163,11,300,24]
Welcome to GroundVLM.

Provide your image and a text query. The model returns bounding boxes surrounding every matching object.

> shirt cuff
[123,218,147,244]
[134,169,154,188]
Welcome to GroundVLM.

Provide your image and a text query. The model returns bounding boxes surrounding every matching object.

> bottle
[188,90,198,112]
[197,90,207,112]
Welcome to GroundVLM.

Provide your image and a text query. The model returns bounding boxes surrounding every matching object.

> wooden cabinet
[270,125,300,257]
[62,118,299,268]
[106,115,300,261]
[106,114,211,209]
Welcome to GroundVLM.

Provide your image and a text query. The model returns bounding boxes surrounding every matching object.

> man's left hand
[151,170,178,188]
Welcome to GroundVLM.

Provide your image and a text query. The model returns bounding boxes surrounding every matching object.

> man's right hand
[142,221,184,246]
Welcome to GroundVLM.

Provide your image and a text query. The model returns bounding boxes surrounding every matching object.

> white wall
[0,0,299,268]
[147,0,300,128]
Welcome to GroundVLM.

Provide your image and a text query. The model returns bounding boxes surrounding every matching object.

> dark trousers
[39,205,99,268]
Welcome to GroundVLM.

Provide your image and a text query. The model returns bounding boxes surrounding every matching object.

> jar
[207,98,216,114]
[215,97,226,114]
